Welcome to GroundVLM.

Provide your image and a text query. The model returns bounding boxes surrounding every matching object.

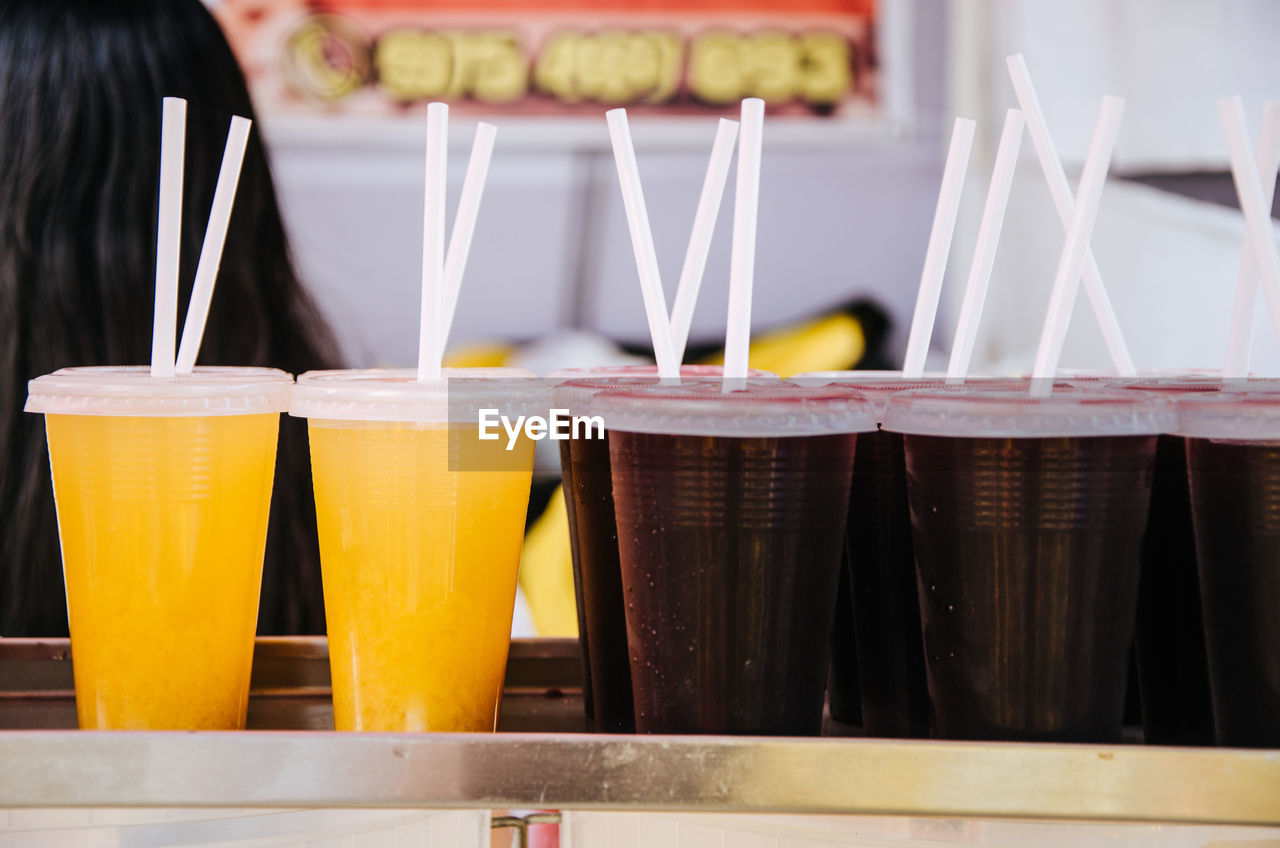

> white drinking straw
[440,121,498,348]
[151,97,186,378]
[724,98,766,384]
[1223,100,1280,379]
[902,117,975,378]
[418,102,448,382]
[1031,96,1125,392]
[1008,54,1137,377]
[1220,96,1280,373]
[605,108,679,378]
[670,117,739,363]
[947,109,1025,382]
[175,116,252,375]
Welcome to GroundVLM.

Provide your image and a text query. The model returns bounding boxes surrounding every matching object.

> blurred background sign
[215,0,899,144]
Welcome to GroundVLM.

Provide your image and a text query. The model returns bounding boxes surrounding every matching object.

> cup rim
[1176,390,1280,439]
[544,364,775,383]
[883,385,1175,438]
[290,367,544,424]
[585,380,878,437]
[25,366,293,417]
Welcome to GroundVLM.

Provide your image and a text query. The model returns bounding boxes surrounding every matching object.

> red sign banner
[216,0,881,120]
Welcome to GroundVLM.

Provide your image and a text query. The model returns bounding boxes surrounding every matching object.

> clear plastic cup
[1176,391,1280,747]
[1107,376,1223,745]
[290,368,543,732]
[884,386,1173,742]
[24,366,292,729]
[1099,372,1277,742]
[548,364,775,734]
[1107,374,1280,743]
[792,371,950,734]
[590,380,876,734]
[792,372,1021,736]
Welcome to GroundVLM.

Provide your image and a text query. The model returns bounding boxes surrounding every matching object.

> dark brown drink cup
[1111,375,1222,746]
[550,365,773,733]
[825,564,862,726]
[557,436,597,731]
[793,371,952,736]
[1178,391,1280,747]
[592,381,875,734]
[885,386,1171,742]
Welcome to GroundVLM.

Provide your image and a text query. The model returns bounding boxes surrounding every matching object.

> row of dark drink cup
[553,367,1279,747]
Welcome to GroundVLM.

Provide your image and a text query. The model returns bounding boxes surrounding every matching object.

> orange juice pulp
[44,413,279,729]
[307,421,533,731]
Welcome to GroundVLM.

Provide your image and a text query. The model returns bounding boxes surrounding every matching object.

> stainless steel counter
[2,637,1277,826]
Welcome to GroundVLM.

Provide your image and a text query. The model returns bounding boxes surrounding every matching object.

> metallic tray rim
[3,730,1279,823]
[2,638,1278,825]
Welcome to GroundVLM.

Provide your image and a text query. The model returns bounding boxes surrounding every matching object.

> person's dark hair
[0,0,342,635]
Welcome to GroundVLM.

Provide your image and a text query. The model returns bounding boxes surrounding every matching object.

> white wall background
[266,1,1280,376]
[266,2,952,369]
[945,0,1280,377]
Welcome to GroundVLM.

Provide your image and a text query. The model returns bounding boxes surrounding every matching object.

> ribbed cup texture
[307,421,532,732]
[904,434,1156,742]
[1133,435,1214,745]
[561,434,635,732]
[844,429,931,737]
[610,431,857,735]
[45,413,279,729]
[1187,438,1280,747]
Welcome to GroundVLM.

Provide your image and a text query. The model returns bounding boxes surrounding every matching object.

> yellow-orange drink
[25,367,291,729]
[292,369,538,732]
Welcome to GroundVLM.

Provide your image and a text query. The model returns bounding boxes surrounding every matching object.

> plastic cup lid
[25,366,292,417]
[553,367,777,416]
[793,372,1023,421]
[1051,368,1120,381]
[883,385,1174,438]
[289,367,546,424]
[1105,371,1280,396]
[555,376,724,416]
[1176,391,1280,440]
[793,370,948,388]
[587,379,877,437]
[1055,367,1228,386]
[1037,367,1204,381]
[1112,377,1224,394]
[792,371,954,397]
[545,364,775,382]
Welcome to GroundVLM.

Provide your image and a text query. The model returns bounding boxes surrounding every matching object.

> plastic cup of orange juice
[24,366,291,729]
[290,368,543,732]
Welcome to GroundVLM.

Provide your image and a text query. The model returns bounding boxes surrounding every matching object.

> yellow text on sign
[689,30,852,105]
[376,29,528,103]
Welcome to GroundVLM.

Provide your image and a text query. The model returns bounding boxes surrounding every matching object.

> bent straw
[1009,54,1137,376]
[440,121,498,348]
[175,116,253,375]
[724,98,765,384]
[1223,100,1280,378]
[902,117,975,378]
[1221,96,1280,372]
[947,109,1025,382]
[605,108,679,378]
[152,97,186,378]
[418,102,448,382]
[670,117,739,363]
[1031,96,1125,392]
